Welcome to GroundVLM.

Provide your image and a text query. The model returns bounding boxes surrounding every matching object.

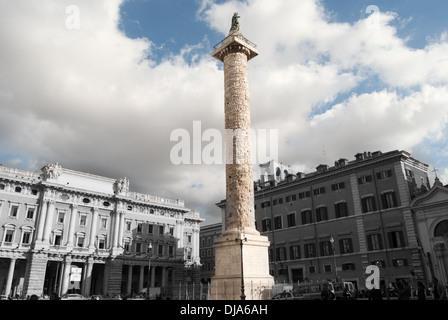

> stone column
[150,266,156,287]
[211,23,274,300]
[127,265,133,296]
[138,265,144,293]
[66,204,78,249]
[161,267,166,288]
[83,257,94,296]
[4,258,16,297]
[118,211,124,248]
[61,256,72,296]
[88,208,99,250]
[42,200,56,245]
[34,199,48,245]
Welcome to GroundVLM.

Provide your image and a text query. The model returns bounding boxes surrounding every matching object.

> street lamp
[147,242,152,299]
[235,223,247,300]
[330,236,338,282]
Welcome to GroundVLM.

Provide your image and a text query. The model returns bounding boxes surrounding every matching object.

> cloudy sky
[1,0,448,226]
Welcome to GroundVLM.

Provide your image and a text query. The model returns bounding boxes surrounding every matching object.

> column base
[211,232,274,300]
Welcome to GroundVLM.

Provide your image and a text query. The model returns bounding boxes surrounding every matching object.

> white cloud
[1,0,448,225]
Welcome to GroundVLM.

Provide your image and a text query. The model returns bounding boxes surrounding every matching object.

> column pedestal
[211,231,274,300]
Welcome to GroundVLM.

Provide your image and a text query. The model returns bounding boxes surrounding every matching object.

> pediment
[411,186,448,208]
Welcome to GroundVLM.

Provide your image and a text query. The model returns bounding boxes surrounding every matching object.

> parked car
[61,293,86,300]
[272,291,304,300]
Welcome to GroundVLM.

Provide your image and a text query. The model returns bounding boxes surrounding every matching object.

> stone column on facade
[4,258,17,298]
[127,265,133,296]
[102,263,109,295]
[83,257,94,296]
[138,265,144,293]
[34,199,48,245]
[177,220,185,248]
[66,204,78,249]
[88,208,99,250]
[42,200,56,245]
[111,210,121,255]
[161,267,166,288]
[118,211,124,248]
[60,256,72,296]
[150,266,156,287]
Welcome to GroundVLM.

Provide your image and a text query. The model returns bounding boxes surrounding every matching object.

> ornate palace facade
[0,163,203,298]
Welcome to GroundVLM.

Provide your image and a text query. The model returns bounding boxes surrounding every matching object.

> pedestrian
[397,280,411,300]
[431,277,447,300]
[417,282,426,300]
[343,284,351,300]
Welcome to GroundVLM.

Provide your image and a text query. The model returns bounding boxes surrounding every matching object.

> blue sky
[118,0,448,57]
[0,0,448,225]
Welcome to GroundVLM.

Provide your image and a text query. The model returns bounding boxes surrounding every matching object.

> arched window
[434,220,448,237]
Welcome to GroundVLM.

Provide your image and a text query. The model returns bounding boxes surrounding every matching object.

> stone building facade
[214,150,447,294]
[252,150,431,292]
[0,163,202,298]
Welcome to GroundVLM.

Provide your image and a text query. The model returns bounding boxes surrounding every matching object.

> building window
[324,264,332,273]
[187,234,192,243]
[261,201,271,208]
[54,234,62,246]
[169,245,174,257]
[287,213,296,227]
[4,229,14,243]
[276,247,286,261]
[76,234,85,247]
[0,183,5,190]
[124,240,131,252]
[57,211,65,224]
[335,202,349,218]
[301,210,313,225]
[15,186,22,193]
[148,224,153,234]
[262,218,271,232]
[158,244,164,256]
[98,238,106,249]
[22,231,32,245]
[339,238,353,254]
[313,187,326,196]
[331,182,345,191]
[388,230,405,248]
[285,195,291,203]
[371,260,386,268]
[392,258,408,267]
[169,227,174,236]
[299,191,310,199]
[319,241,332,256]
[308,265,316,274]
[342,263,356,271]
[272,199,277,206]
[9,205,19,218]
[290,245,301,260]
[358,175,373,184]
[377,169,393,180]
[274,216,282,230]
[26,208,35,219]
[159,225,164,235]
[135,242,142,253]
[361,196,377,213]
[137,223,143,233]
[367,233,383,251]
[304,243,316,258]
[381,191,397,209]
[79,214,87,226]
[100,217,107,229]
[316,206,328,222]
[278,198,283,204]
[126,220,131,231]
